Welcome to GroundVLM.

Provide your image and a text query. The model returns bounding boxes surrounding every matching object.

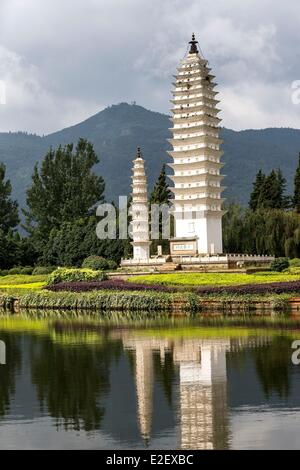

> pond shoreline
[1,290,300,315]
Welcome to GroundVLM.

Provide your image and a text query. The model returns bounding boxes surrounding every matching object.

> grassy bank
[17,290,175,312]
[128,271,300,287]
[0,272,299,314]
[0,289,294,314]
[0,274,47,296]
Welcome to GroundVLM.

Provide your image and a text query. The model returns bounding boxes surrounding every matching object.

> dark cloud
[0,0,299,133]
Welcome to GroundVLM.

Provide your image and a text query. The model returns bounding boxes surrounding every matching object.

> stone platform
[121,254,274,272]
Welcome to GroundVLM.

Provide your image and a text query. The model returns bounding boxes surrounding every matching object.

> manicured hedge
[82,256,117,271]
[47,268,108,285]
[32,266,56,275]
[270,257,289,272]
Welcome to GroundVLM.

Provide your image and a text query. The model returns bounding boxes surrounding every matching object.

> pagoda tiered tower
[168,34,225,256]
[130,147,151,260]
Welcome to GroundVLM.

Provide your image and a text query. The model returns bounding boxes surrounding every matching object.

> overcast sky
[0,0,300,134]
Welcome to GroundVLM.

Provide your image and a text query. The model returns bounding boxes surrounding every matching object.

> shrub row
[45,279,174,293]
[82,256,118,271]
[46,268,108,285]
[196,280,300,295]
[0,295,16,309]
[270,257,289,272]
[19,290,174,312]
[0,266,55,276]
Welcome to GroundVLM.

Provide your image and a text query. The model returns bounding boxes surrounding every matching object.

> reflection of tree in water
[153,350,176,406]
[125,345,176,408]
[252,337,291,399]
[30,333,122,431]
[0,332,21,418]
[226,349,248,375]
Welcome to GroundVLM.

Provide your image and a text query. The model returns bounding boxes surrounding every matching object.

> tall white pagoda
[130,147,151,260]
[168,34,225,256]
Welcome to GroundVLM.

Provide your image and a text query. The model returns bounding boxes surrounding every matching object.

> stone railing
[121,258,166,266]
[172,254,274,264]
[227,254,275,262]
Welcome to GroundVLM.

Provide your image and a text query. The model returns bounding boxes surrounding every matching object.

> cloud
[0,0,300,133]
[0,44,101,133]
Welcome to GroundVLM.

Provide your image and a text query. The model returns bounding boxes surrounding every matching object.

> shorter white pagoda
[130,147,151,260]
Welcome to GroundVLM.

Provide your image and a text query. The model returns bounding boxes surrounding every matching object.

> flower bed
[45,279,174,293]
[196,280,300,295]
[44,277,300,297]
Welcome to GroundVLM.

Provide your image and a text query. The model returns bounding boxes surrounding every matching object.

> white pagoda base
[173,214,223,255]
[132,241,151,260]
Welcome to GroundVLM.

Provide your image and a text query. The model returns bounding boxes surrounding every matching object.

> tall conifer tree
[150,164,172,254]
[0,163,19,234]
[294,153,300,213]
[150,164,171,205]
[249,170,265,210]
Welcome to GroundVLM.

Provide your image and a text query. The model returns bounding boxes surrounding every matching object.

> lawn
[128,271,300,287]
[0,274,47,296]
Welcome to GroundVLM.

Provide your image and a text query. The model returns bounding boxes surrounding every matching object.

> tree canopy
[0,163,19,234]
[24,139,105,247]
[293,153,300,213]
[150,164,171,205]
[249,168,291,211]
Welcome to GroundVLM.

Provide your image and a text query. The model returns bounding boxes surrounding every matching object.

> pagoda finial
[136,146,143,159]
[189,33,198,54]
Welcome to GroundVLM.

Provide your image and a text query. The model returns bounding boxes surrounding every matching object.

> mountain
[1,102,300,209]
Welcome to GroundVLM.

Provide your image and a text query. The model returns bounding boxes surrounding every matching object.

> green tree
[250,169,290,210]
[249,170,265,211]
[150,164,171,205]
[150,164,172,255]
[24,139,105,249]
[293,153,300,213]
[223,205,300,257]
[276,169,292,210]
[258,170,279,209]
[0,163,19,234]
[222,203,245,253]
[0,231,38,269]
[41,216,124,267]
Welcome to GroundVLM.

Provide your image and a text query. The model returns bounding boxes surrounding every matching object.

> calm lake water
[0,312,300,450]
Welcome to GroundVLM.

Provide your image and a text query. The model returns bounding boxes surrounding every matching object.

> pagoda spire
[189,33,199,54]
[167,35,225,255]
[130,146,151,260]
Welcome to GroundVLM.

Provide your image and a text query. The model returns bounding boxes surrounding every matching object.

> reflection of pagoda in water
[174,339,230,449]
[123,338,170,443]
[119,333,271,449]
